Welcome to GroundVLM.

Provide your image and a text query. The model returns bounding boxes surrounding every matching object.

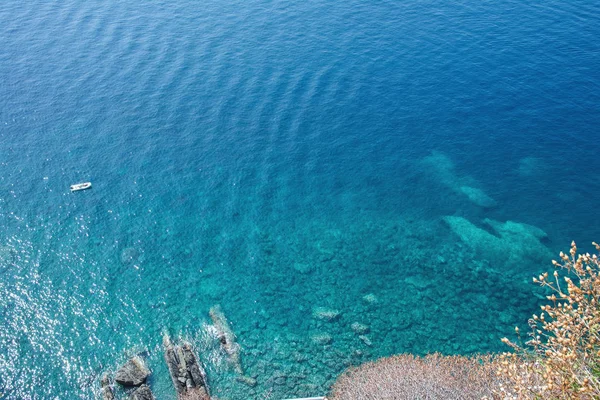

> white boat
[70,182,92,192]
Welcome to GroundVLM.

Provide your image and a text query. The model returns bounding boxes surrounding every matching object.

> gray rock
[312,307,341,321]
[310,333,332,345]
[236,374,257,387]
[100,373,115,400]
[163,334,211,400]
[182,343,207,388]
[351,322,370,335]
[115,356,150,386]
[129,384,155,400]
[163,335,185,394]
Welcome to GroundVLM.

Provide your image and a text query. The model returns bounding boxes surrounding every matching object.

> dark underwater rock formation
[236,374,257,387]
[129,384,155,400]
[208,305,257,387]
[209,305,244,375]
[163,334,211,400]
[115,356,151,386]
[442,215,552,270]
[100,373,115,400]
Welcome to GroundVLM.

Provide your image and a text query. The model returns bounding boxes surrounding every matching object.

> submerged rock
[483,218,548,241]
[362,293,378,304]
[130,384,155,400]
[208,305,258,389]
[115,356,150,386]
[209,305,244,375]
[404,275,432,290]
[0,244,15,266]
[311,333,333,345]
[459,186,497,208]
[359,335,373,346]
[518,156,549,177]
[420,151,457,187]
[312,307,341,321]
[443,215,552,270]
[292,262,314,274]
[236,374,257,387]
[120,247,140,266]
[420,151,498,208]
[351,322,370,335]
[100,373,115,400]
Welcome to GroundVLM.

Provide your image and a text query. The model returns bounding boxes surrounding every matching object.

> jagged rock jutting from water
[114,356,151,386]
[100,373,115,400]
[129,384,156,400]
[163,334,211,400]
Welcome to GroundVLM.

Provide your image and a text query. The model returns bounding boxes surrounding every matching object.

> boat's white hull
[70,182,92,192]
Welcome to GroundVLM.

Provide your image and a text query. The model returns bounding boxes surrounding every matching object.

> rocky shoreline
[99,306,258,400]
[163,335,211,400]
[101,334,209,400]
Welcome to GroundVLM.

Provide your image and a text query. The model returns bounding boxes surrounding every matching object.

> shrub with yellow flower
[497,241,600,399]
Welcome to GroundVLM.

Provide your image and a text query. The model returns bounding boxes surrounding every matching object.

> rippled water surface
[1,0,599,398]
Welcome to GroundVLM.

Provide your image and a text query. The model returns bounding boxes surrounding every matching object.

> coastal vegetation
[496,241,600,398]
[328,241,600,399]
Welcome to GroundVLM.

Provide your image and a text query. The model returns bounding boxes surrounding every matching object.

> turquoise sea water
[1,0,600,398]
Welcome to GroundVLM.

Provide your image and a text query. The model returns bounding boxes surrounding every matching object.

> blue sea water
[1,0,599,398]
